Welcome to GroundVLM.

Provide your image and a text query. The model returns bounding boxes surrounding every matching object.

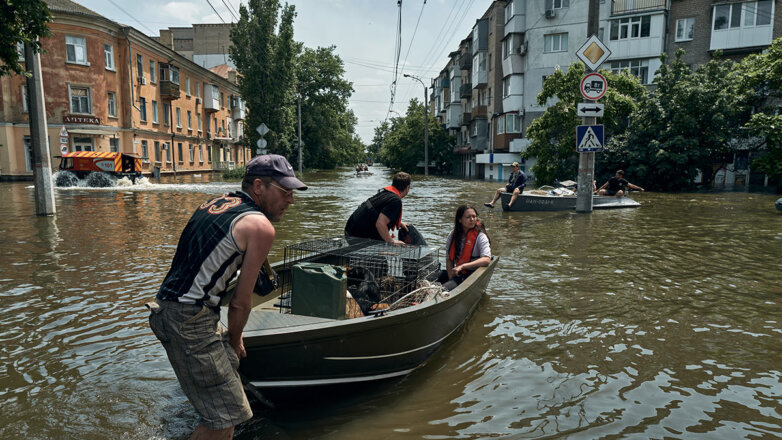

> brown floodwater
[1,167,780,439]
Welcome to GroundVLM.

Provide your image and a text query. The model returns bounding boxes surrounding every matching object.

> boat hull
[226,257,498,388]
[499,192,640,211]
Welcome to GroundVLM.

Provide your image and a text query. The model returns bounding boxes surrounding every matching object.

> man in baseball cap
[148,154,306,438]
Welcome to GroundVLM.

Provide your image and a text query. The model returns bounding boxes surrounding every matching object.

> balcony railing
[472,105,487,117]
[459,53,471,69]
[611,0,667,15]
[459,112,471,126]
[160,80,180,100]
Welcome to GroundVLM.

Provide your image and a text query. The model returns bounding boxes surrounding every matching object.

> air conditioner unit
[196,97,202,105]
[516,44,527,56]
[138,77,147,85]
[545,9,556,18]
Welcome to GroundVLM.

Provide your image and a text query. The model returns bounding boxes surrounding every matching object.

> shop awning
[68,127,120,136]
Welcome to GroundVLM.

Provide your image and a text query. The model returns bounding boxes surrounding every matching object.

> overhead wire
[220,0,239,21]
[205,0,227,23]
[106,0,157,35]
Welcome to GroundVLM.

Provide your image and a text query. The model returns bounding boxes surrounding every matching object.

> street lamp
[403,73,429,176]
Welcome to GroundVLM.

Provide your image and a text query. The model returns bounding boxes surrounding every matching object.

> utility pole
[24,41,56,216]
[297,94,303,174]
[404,74,429,176]
[576,0,601,213]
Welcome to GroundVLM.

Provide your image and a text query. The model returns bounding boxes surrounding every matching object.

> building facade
[435,0,780,187]
[0,0,247,181]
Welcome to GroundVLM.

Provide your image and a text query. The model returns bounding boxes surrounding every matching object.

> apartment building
[0,0,247,181]
[434,0,780,186]
[155,23,235,69]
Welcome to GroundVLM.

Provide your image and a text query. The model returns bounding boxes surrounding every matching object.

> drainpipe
[121,28,141,113]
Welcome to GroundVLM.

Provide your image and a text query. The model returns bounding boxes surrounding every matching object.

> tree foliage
[230,1,363,168]
[0,0,51,77]
[523,63,646,185]
[379,99,454,174]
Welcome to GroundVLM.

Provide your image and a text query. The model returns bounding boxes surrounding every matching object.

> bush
[222,166,245,180]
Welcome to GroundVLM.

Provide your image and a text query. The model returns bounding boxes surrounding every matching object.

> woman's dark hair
[452,204,489,244]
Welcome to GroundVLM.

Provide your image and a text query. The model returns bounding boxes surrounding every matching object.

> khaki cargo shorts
[148,299,252,430]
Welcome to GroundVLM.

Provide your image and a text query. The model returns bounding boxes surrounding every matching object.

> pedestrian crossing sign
[576,125,604,152]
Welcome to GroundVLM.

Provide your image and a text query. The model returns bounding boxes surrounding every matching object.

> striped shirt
[156,191,265,308]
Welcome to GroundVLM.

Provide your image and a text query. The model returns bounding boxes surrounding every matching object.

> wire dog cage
[278,236,441,314]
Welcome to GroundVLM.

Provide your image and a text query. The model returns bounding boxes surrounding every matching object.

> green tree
[380,99,453,174]
[368,121,390,163]
[523,63,646,185]
[296,46,363,168]
[1,0,51,77]
[230,0,296,156]
[612,50,754,191]
[740,37,782,192]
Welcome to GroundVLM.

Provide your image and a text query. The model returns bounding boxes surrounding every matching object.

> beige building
[0,0,247,181]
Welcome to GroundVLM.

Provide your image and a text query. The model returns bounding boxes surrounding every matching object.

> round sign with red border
[580,72,607,101]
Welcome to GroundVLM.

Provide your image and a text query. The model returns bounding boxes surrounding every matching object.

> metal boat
[499,188,640,211]
[220,238,498,390]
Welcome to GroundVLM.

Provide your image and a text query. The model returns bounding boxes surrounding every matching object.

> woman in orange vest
[438,204,492,291]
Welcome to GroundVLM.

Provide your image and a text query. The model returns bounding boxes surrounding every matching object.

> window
[187,110,192,130]
[139,97,147,121]
[17,42,25,61]
[150,61,156,83]
[610,15,651,40]
[72,137,93,152]
[199,144,203,162]
[186,77,191,96]
[178,142,183,162]
[69,86,91,114]
[176,107,182,128]
[23,136,33,172]
[154,141,160,162]
[506,114,521,133]
[171,66,180,84]
[22,85,28,113]
[610,59,650,84]
[189,144,194,162]
[503,77,511,97]
[152,101,158,123]
[197,113,202,131]
[473,52,487,72]
[505,1,513,21]
[165,143,171,163]
[546,0,569,9]
[110,138,119,152]
[108,92,117,117]
[141,140,149,160]
[196,82,200,98]
[137,54,143,78]
[714,1,771,30]
[488,54,492,71]
[544,33,568,53]
[675,18,695,41]
[208,145,212,162]
[221,119,226,134]
[496,116,505,135]
[66,36,87,64]
[104,44,114,70]
[488,87,492,106]
[220,92,225,109]
[163,103,170,126]
[214,117,218,134]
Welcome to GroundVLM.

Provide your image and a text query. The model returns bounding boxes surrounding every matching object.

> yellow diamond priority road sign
[576,35,611,72]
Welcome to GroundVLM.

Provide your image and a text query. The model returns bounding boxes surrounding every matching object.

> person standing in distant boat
[147,155,307,439]
[597,170,644,197]
[484,162,526,208]
[439,204,491,291]
[345,172,410,244]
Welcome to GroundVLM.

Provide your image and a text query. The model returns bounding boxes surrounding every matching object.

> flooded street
[1,168,780,439]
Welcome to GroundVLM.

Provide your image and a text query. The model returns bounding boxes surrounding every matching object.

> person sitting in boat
[438,204,491,291]
[484,162,526,209]
[597,170,644,197]
[345,172,410,244]
[363,164,368,171]
[147,154,307,438]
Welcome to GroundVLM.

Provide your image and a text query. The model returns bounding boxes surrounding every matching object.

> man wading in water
[148,155,306,439]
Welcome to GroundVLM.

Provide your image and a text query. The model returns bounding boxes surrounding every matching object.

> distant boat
[499,186,640,211]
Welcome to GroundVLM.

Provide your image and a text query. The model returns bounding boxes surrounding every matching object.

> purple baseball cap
[245,154,308,190]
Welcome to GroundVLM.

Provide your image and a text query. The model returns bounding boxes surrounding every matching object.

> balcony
[460,83,472,98]
[472,105,487,118]
[459,112,471,126]
[203,84,219,113]
[611,0,666,15]
[231,96,246,120]
[160,80,180,100]
[459,53,471,70]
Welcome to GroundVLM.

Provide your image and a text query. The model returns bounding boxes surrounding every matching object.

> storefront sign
[63,115,101,125]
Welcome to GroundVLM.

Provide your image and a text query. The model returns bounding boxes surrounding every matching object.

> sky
[75,0,493,143]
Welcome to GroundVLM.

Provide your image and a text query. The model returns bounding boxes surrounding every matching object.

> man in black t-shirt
[597,170,644,197]
[345,172,411,244]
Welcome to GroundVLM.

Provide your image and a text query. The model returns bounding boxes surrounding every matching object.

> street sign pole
[576,0,601,213]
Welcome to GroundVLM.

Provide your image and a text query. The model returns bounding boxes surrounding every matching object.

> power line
[399,0,427,76]
[221,0,239,21]
[205,0,227,23]
[106,0,157,35]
